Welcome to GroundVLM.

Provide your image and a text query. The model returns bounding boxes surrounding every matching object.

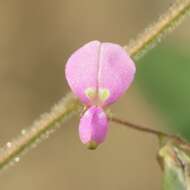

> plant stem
[0,0,190,171]
[0,93,82,170]
[125,0,190,60]
[109,116,190,148]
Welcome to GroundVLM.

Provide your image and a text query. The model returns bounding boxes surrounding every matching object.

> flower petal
[98,43,136,106]
[65,41,136,106]
[65,41,100,106]
[79,106,108,149]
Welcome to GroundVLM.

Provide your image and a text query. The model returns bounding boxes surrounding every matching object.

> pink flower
[65,41,136,149]
[79,106,108,149]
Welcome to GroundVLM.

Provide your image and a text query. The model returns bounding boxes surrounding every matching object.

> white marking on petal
[98,111,106,118]
[84,88,96,100]
[99,88,110,102]
[84,110,90,117]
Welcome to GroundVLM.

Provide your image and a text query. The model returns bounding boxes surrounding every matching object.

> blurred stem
[0,93,82,170]
[109,116,190,149]
[0,0,190,171]
[125,0,190,60]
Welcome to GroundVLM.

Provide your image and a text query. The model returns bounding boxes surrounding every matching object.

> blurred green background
[0,0,189,189]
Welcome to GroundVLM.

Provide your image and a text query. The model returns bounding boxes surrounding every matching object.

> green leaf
[137,44,190,139]
[158,143,190,190]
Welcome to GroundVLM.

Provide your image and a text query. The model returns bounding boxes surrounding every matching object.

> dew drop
[6,142,12,148]
[14,157,20,162]
[21,129,26,135]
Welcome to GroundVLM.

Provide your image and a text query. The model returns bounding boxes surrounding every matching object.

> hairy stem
[0,93,82,170]
[0,0,190,171]
[125,0,190,60]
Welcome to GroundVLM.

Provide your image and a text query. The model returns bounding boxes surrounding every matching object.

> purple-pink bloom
[79,106,108,149]
[65,41,136,149]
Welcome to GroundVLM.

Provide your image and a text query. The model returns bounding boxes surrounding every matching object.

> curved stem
[109,116,190,148]
[0,0,190,171]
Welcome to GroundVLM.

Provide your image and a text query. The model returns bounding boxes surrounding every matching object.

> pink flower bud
[65,41,136,107]
[79,106,108,149]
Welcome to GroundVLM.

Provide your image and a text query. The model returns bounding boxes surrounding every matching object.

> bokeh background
[0,0,190,189]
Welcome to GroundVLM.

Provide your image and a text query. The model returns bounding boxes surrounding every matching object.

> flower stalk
[109,116,190,150]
